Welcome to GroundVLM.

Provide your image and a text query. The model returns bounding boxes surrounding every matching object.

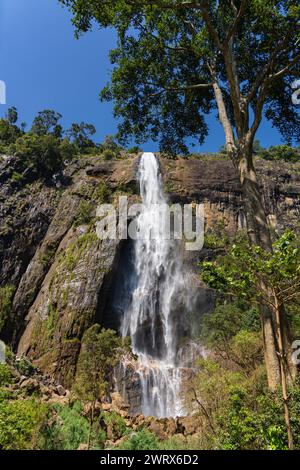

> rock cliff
[1,153,300,387]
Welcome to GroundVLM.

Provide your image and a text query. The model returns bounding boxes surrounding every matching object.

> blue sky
[0,0,286,152]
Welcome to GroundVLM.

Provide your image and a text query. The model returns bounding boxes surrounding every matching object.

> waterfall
[120,152,188,418]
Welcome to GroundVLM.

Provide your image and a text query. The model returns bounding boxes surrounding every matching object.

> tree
[11,133,65,177]
[5,107,18,125]
[59,0,300,391]
[75,326,126,449]
[66,122,96,149]
[200,230,300,449]
[31,110,63,137]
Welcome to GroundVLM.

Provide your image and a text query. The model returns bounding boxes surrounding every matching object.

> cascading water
[120,152,189,418]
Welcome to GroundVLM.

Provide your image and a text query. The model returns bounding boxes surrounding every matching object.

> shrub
[15,357,36,376]
[0,398,48,449]
[10,133,64,176]
[0,118,21,145]
[43,401,107,450]
[73,200,93,227]
[9,133,77,178]
[102,410,128,439]
[259,145,300,162]
[43,401,90,450]
[102,149,117,161]
[116,429,159,450]
[0,364,13,387]
[0,285,14,334]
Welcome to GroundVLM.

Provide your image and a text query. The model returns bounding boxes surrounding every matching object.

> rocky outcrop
[1,152,300,387]
[161,156,300,233]
[0,153,138,386]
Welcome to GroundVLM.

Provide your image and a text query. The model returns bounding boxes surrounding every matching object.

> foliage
[199,302,261,347]
[66,122,96,149]
[0,398,48,450]
[31,109,63,137]
[259,145,300,163]
[0,285,14,335]
[75,326,125,405]
[200,230,300,308]
[184,355,300,450]
[102,149,117,161]
[5,107,18,125]
[9,133,73,177]
[199,302,262,371]
[116,429,159,450]
[73,200,93,227]
[204,227,229,249]
[101,410,128,439]
[0,118,21,146]
[126,146,141,154]
[60,0,300,153]
[42,401,91,450]
[101,135,121,153]
[15,357,36,377]
[0,364,13,387]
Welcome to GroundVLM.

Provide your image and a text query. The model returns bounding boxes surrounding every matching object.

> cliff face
[1,153,300,387]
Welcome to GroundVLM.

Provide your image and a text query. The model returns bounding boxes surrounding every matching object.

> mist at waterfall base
[112,153,203,418]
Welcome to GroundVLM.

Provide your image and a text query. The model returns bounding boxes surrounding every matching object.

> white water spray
[121,152,188,418]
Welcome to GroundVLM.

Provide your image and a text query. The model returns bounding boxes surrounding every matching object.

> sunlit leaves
[200,230,300,306]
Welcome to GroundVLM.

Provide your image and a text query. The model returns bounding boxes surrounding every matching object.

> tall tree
[59,0,300,390]
[75,326,125,449]
[31,109,63,137]
[66,122,96,149]
[5,107,18,125]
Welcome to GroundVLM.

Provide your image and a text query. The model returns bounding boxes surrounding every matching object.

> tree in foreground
[59,0,300,391]
[200,230,300,449]
[75,325,126,449]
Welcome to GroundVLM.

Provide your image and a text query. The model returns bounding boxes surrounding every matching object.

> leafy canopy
[200,230,300,308]
[59,0,300,153]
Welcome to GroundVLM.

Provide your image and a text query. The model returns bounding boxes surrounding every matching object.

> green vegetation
[75,326,128,449]
[116,429,159,450]
[73,200,94,228]
[0,364,13,387]
[200,230,300,449]
[60,0,300,408]
[0,285,14,335]
[182,295,300,450]
[0,107,139,184]
[101,410,128,439]
[43,401,94,450]
[0,398,48,450]
[258,145,300,163]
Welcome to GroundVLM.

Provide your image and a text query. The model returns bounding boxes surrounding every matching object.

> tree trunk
[237,151,297,389]
[274,295,294,450]
[211,72,296,390]
[87,400,95,450]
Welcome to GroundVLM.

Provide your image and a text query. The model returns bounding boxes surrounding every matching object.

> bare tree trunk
[237,151,297,389]
[211,71,296,390]
[87,400,95,450]
[274,295,294,450]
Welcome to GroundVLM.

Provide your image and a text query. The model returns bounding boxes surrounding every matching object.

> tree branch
[270,52,300,81]
[149,82,213,97]
[225,0,247,43]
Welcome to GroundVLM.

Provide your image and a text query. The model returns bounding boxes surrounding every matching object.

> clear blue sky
[0,0,285,152]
